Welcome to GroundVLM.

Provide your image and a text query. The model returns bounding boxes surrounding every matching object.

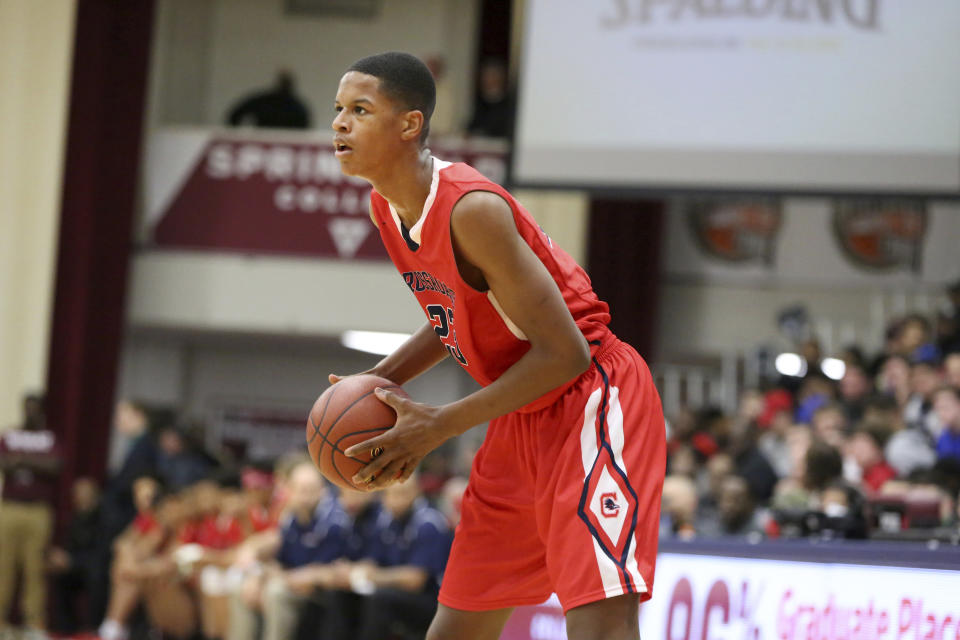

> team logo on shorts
[601,492,620,518]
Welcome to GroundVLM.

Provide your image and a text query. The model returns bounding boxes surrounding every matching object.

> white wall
[0,0,76,428]
[149,0,480,131]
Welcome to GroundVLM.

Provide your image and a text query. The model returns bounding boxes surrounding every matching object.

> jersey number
[427,304,468,366]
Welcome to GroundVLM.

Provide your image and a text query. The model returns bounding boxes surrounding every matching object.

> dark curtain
[587,198,665,361]
[45,0,156,533]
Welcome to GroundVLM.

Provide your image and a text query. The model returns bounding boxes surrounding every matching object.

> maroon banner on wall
[146,130,507,260]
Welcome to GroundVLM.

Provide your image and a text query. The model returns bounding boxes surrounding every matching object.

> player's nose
[331,111,349,132]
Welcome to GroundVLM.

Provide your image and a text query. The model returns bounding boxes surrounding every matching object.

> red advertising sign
[145,130,507,260]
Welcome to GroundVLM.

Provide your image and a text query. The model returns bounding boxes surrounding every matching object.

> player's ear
[399,110,424,142]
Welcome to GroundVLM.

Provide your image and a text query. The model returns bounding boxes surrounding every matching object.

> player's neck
[371,148,434,229]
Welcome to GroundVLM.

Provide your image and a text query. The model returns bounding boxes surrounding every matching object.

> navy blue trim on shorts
[576,357,642,593]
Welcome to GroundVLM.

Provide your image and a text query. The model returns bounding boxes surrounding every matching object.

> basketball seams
[308,380,404,489]
[306,382,338,447]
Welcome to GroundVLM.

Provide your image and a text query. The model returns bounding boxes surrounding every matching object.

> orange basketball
[305,374,407,491]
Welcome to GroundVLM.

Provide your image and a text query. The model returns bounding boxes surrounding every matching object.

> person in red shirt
[847,420,898,493]
[327,52,666,640]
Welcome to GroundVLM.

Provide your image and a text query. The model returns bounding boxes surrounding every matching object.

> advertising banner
[142,128,507,260]
[501,552,960,640]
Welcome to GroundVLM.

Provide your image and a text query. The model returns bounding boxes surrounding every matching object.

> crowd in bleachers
[1,391,461,640]
[49,445,458,640]
[661,284,960,542]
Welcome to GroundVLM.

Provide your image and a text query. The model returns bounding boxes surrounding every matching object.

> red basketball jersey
[370,159,611,411]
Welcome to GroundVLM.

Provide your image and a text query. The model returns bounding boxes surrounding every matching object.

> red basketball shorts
[438,337,667,613]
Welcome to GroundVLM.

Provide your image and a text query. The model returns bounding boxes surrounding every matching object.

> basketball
[305,374,408,490]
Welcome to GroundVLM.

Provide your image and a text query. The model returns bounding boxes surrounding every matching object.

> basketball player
[329,52,665,640]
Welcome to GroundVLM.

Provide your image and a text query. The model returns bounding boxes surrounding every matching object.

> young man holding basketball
[330,52,665,640]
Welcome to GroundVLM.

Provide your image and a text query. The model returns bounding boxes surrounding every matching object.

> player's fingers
[374,387,407,411]
[365,458,408,490]
[343,434,390,459]
[328,374,342,384]
[352,450,395,485]
[398,460,418,483]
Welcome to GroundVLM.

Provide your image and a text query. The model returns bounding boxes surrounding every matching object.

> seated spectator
[156,424,213,492]
[322,475,453,640]
[226,71,311,129]
[846,419,898,493]
[227,462,347,640]
[661,475,698,539]
[878,354,912,410]
[839,360,871,422]
[811,403,849,449]
[934,386,960,463]
[819,481,868,539]
[99,477,200,640]
[944,351,960,389]
[904,357,944,437]
[756,388,794,478]
[49,477,104,636]
[708,475,766,538]
[804,440,844,495]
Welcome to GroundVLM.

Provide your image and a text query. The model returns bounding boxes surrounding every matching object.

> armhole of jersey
[451,188,529,342]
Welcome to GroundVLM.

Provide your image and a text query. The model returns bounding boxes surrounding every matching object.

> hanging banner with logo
[832,199,928,272]
[686,199,783,266]
[142,128,508,260]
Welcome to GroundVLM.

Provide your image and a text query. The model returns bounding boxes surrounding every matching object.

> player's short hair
[348,52,435,144]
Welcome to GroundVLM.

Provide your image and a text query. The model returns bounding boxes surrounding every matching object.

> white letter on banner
[235,145,264,179]
[266,147,294,181]
[274,185,296,211]
[206,144,233,179]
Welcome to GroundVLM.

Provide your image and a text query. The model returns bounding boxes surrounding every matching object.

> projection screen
[512,0,960,195]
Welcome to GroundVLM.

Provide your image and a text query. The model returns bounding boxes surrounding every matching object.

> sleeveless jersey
[370,159,612,412]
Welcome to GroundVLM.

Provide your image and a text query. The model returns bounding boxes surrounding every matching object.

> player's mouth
[333,139,353,157]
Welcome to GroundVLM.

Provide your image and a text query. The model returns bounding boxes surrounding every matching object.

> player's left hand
[343,387,452,490]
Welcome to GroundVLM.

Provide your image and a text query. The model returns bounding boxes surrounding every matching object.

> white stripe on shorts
[580,386,624,597]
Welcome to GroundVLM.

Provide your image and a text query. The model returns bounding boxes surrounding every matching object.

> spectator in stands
[99,483,200,640]
[727,404,778,502]
[711,475,766,538]
[756,388,794,478]
[227,462,346,640]
[0,393,61,640]
[845,420,897,493]
[894,314,935,360]
[811,403,849,449]
[321,475,452,640]
[49,477,104,635]
[794,375,835,425]
[227,71,311,129]
[934,386,960,463]
[878,354,912,410]
[660,475,698,539]
[804,440,844,495]
[839,360,871,422]
[819,480,868,539]
[944,351,960,390]
[156,424,213,492]
[905,357,944,435]
[466,58,513,138]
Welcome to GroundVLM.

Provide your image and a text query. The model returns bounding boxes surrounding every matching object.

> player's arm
[346,191,591,488]
[329,207,452,386]
[329,320,450,386]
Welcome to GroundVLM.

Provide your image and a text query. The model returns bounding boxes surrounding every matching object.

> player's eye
[354,106,366,114]
[334,105,343,113]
